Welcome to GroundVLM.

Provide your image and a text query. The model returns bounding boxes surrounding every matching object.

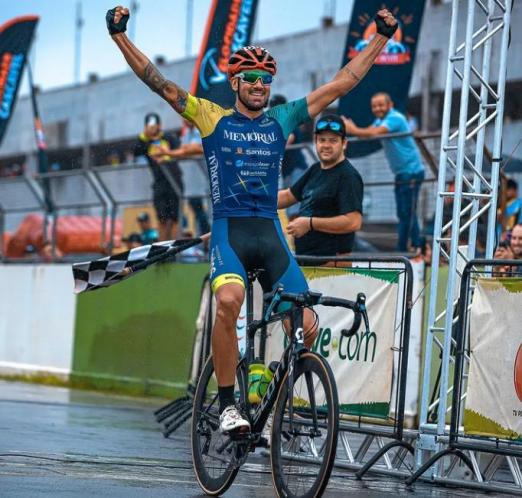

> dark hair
[507,178,518,190]
[144,112,161,126]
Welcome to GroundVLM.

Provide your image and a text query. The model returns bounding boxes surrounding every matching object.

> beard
[237,84,269,111]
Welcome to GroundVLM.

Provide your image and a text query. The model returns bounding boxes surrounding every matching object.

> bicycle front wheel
[191,355,247,496]
[270,352,339,498]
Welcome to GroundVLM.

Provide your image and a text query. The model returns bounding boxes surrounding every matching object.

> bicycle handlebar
[262,288,369,338]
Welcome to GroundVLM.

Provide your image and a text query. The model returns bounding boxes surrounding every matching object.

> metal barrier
[0,175,48,259]
[407,259,522,494]
[1,130,476,260]
[297,255,416,478]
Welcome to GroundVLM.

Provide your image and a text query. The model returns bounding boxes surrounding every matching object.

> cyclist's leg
[209,219,249,432]
[260,219,318,348]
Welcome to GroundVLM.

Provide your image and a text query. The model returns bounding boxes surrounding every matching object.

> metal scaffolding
[416,0,513,488]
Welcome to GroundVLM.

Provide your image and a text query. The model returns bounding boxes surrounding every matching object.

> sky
[1,0,354,96]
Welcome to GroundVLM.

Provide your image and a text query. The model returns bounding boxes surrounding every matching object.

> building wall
[1,1,520,159]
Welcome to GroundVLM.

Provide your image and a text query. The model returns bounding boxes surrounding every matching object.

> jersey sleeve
[266,98,311,140]
[181,93,232,138]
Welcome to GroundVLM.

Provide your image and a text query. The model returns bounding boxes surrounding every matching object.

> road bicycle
[191,279,370,497]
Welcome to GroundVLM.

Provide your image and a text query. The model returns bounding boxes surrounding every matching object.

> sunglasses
[236,70,273,85]
[315,120,344,133]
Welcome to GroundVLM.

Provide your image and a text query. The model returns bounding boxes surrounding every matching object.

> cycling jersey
[182,94,310,219]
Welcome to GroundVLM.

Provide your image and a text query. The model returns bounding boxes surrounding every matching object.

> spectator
[136,212,159,244]
[502,179,522,232]
[177,120,211,236]
[122,232,143,250]
[277,114,363,258]
[269,94,309,220]
[133,112,184,241]
[511,223,522,259]
[343,92,425,252]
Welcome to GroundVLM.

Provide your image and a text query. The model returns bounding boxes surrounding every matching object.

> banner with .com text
[264,267,399,419]
[465,278,522,440]
[191,0,259,107]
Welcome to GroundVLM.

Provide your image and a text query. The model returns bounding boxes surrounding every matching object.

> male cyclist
[106,5,397,434]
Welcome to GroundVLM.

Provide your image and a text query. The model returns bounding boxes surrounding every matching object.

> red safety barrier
[5,214,122,257]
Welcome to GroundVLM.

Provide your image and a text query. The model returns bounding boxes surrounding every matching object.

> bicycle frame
[242,301,307,438]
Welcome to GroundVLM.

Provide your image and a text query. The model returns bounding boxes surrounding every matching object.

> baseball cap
[314,114,346,138]
[137,212,150,222]
[144,112,161,127]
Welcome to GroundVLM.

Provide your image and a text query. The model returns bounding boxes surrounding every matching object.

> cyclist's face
[233,77,270,111]
[315,132,346,166]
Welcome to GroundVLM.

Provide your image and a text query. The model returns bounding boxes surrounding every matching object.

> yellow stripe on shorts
[211,273,245,293]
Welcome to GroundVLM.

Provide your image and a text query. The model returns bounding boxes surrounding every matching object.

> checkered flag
[72,238,202,294]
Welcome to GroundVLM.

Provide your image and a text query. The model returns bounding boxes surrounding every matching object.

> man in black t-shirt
[278,114,363,257]
[133,112,184,241]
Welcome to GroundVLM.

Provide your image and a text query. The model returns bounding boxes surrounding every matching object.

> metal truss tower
[417,0,512,477]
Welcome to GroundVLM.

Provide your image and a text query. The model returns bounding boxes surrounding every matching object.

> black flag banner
[0,15,39,146]
[72,238,203,294]
[190,0,259,107]
[338,1,425,157]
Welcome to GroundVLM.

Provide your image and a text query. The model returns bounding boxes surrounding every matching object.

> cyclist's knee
[215,284,244,323]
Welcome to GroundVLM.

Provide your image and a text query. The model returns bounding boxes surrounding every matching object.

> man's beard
[238,88,268,111]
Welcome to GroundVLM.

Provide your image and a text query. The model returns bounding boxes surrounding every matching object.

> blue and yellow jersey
[182,94,310,219]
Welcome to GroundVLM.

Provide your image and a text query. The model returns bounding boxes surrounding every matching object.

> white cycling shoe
[219,405,251,434]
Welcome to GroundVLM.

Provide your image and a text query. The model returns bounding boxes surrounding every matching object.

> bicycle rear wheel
[270,352,339,498]
[191,355,247,496]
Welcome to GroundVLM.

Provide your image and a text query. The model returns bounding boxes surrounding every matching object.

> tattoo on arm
[342,66,361,82]
[143,62,187,112]
[143,62,168,93]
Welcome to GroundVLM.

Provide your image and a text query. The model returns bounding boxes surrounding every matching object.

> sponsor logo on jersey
[208,152,221,204]
[245,148,271,156]
[223,129,278,144]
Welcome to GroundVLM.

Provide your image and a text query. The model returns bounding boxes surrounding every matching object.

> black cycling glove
[106,8,129,35]
[375,13,398,39]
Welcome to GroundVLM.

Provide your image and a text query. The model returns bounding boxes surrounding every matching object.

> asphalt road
[0,381,512,497]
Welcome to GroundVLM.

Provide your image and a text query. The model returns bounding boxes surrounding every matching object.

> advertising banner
[465,278,522,440]
[190,0,259,107]
[338,1,425,158]
[264,267,399,418]
[0,16,39,146]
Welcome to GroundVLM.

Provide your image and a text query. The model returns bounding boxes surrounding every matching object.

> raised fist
[375,9,398,39]
[106,6,129,36]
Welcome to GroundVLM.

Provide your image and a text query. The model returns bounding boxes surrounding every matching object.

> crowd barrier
[1,131,460,261]
[407,259,522,494]
[156,255,419,478]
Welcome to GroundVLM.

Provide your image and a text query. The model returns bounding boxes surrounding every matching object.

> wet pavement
[0,381,513,497]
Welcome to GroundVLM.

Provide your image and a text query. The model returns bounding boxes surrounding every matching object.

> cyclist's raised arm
[107,6,188,115]
[306,9,397,119]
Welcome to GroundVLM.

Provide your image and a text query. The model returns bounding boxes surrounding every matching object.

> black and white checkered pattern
[72,238,201,294]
